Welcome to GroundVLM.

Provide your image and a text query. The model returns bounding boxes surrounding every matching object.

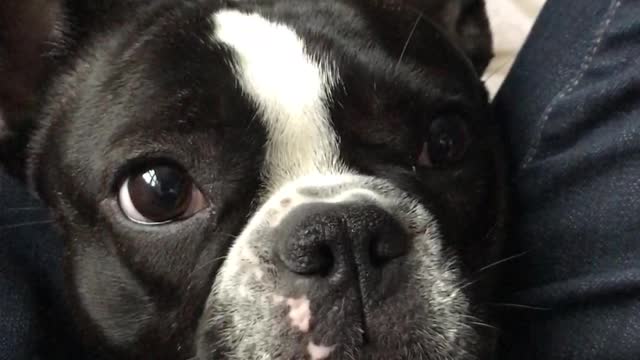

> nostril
[277,222,336,276]
[284,241,334,276]
[369,221,411,267]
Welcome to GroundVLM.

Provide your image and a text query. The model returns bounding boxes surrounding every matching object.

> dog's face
[0,1,505,359]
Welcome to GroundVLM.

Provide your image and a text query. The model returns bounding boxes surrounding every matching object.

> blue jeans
[1,1,640,358]
[495,0,640,359]
[0,174,91,360]
[0,174,75,360]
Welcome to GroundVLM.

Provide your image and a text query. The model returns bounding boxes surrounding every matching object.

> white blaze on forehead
[212,10,344,191]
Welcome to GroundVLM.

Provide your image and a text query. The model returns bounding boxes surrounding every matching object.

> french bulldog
[0,0,507,359]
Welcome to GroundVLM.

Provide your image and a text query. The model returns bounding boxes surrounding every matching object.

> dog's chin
[199,315,481,360]
[195,175,485,360]
[198,287,482,360]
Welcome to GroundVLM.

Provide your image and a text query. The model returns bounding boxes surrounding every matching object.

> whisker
[487,302,550,311]
[461,313,494,324]
[396,12,423,69]
[476,251,529,274]
[456,278,481,292]
[194,255,229,273]
[468,321,498,331]
[458,315,499,334]
[455,252,528,292]
[191,231,241,272]
[0,220,53,231]
[216,231,239,239]
[246,109,260,130]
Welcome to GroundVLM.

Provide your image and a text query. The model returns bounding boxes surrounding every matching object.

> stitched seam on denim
[519,0,623,172]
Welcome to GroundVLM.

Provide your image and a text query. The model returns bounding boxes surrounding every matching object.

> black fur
[0,1,505,359]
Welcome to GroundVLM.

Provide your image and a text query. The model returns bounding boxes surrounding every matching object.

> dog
[0,0,507,359]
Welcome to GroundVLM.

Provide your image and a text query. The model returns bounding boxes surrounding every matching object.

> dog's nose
[274,202,410,279]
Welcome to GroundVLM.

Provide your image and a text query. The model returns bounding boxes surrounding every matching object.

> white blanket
[485,0,546,96]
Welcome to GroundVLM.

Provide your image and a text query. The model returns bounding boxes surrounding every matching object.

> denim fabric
[495,0,640,359]
[0,173,84,360]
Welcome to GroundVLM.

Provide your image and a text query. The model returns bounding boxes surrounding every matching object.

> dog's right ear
[0,0,66,179]
[355,0,493,75]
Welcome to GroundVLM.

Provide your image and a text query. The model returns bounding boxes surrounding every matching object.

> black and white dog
[0,0,506,359]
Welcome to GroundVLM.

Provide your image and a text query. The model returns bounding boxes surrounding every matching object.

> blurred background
[485,0,546,96]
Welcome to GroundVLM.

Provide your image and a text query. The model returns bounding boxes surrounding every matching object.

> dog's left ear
[0,0,65,179]
[361,0,493,75]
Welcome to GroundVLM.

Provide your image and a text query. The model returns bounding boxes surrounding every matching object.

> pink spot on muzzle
[308,341,336,360]
[286,296,311,333]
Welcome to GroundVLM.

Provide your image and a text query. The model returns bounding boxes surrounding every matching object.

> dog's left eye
[118,165,207,224]
[416,116,470,168]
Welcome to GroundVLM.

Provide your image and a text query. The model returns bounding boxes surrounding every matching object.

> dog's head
[0,1,505,359]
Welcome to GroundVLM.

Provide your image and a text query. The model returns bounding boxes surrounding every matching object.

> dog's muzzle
[197,175,476,359]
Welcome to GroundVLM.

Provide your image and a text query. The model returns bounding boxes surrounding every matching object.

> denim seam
[519,0,623,172]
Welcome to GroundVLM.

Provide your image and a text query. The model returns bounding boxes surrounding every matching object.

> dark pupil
[128,166,192,222]
[427,118,466,165]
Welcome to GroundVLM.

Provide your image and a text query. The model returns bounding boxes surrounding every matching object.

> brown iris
[417,116,470,167]
[126,166,194,223]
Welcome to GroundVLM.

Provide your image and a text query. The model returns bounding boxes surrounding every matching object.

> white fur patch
[212,10,344,191]
[307,341,336,360]
[266,179,381,228]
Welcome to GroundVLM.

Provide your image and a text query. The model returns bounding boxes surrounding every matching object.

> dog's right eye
[118,165,207,225]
